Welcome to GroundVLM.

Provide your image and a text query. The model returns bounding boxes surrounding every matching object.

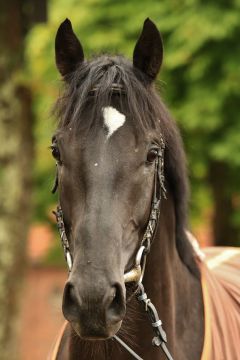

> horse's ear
[55,18,84,77]
[133,18,163,81]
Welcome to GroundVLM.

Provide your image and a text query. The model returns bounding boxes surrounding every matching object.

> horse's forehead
[63,102,148,155]
[102,106,126,140]
[84,104,137,147]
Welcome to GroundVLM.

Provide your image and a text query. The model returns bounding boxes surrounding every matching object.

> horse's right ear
[55,19,84,77]
[133,18,163,81]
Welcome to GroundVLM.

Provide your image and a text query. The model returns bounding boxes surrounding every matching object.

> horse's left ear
[55,18,84,77]
[133,18,163,81]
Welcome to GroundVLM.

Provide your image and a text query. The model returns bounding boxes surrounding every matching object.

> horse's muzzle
[62,280,126,339]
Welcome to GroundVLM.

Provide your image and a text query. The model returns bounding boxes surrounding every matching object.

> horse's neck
[137,195,204,359]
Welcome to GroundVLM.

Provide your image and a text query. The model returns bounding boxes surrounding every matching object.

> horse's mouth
[70,319,122,341]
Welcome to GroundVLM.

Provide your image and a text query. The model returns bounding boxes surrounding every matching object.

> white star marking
[102,106,126,139]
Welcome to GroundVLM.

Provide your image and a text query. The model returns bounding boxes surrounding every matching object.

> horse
[49,18,240,360]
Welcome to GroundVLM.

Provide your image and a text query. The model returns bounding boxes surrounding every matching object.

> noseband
[53,86,174,360]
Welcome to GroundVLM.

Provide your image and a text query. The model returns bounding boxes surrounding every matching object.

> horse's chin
[70,320,122,341]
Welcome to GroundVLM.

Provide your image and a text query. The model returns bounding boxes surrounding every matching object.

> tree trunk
[208,161,239,246]
[0,2,34,359]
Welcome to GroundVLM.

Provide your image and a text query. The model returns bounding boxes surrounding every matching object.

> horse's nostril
[111,284,121,307]
[62,282,80,321]
[65,283,75,303]
[111,287,116,300]
[107,283,126,323]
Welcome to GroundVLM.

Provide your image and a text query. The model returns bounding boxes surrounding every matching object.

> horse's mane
[55,55,199,277]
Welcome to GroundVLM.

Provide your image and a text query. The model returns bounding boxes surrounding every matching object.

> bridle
[52,85,174,360]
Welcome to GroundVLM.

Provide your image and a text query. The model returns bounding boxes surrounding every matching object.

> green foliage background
[25,0,240,240]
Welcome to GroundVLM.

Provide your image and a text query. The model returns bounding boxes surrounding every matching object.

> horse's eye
[147,148,158,163]
[51,145,61,162]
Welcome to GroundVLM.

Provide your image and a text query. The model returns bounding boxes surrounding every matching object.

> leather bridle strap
[53,206,72,271]
[136,284,174,360]
[112,284,174,360]
[124,138,166,284]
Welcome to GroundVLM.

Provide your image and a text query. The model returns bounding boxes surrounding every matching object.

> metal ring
[138,255,146,284]
[66,251,72,271]
[135,246,146,266]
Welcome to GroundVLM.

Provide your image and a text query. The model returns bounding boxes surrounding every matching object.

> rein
[52,86,174,360]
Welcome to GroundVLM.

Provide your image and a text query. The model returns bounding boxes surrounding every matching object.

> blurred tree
[0,1,46,358]
[161,0,240,245]
[27,0,240,247]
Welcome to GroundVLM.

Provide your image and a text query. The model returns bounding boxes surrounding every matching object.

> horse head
[53,18,178,341]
